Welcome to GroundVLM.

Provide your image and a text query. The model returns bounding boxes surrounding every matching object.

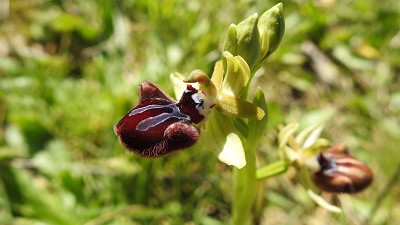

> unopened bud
[223,14,261,71]
[257,3,285,59]
[312,143,373,193]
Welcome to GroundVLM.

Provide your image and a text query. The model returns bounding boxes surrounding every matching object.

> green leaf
[50,13,86,32]
[1,167,81,225]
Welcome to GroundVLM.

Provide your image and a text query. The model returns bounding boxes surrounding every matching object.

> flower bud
[235,13,261,70]
[312,143,373,193]
[223,13,261,71]
[223,24,238,57]
[257,3,285,60]
[222,4,285,74]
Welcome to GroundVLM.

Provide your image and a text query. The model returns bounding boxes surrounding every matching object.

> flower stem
[232,143,257,225]
[231,70,266,225]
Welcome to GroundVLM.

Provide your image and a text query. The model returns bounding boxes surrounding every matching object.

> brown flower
[312,143,373,193]
[114,82,212,157]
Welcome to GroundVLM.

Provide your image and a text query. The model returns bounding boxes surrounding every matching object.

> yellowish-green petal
[222,51,250,97]
[211,60,224,91]
[216,93,264,120]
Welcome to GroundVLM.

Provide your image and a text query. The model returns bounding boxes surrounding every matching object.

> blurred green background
[0,0,399,224]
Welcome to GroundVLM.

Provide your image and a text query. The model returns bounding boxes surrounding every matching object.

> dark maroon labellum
[114,82,208,157]
[312,143,373,193]
[177,85,205,124]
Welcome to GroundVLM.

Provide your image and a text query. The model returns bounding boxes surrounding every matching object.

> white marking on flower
[130,104,190,131]
[193,91,215,118]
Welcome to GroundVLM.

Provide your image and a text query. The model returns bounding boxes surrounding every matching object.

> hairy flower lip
[312,143,373,193]
[114,82,215,157]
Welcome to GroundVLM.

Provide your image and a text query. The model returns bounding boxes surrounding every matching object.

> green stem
[232,144,257,225]
[231,69,262,225]
[253,181,265,224]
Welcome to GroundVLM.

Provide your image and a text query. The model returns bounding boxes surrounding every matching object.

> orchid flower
[257,123,373,213]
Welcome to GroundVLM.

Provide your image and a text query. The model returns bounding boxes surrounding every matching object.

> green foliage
[0,0,399,224]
